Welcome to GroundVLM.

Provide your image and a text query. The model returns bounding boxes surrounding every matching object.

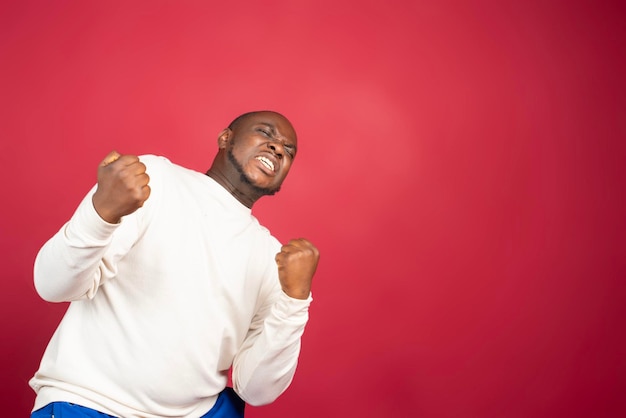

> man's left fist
[275,238,319,300]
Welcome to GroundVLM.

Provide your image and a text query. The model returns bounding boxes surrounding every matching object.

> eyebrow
[258,122,297,151]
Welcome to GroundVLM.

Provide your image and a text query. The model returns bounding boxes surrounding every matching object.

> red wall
[1,1,625,416]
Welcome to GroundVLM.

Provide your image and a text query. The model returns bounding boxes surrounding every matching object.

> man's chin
[240,173,280,196]
[254,184,281,197]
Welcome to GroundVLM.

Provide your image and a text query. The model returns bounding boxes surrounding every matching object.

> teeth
[256,156,274,171]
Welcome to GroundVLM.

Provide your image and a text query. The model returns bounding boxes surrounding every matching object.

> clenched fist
[275,238,319,300]
[92,151,151,224]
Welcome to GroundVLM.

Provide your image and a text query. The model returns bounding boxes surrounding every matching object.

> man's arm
[232,239,319,405]
[33,151,150,302]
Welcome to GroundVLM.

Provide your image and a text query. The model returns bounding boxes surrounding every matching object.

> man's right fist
[92,151,151,224]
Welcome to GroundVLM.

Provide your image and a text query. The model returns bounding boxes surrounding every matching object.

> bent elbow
[239,392,280,407]
[33,274,66,303]
[234,375,293,407]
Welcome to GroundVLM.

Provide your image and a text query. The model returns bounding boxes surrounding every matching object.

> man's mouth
[255,156,275,172]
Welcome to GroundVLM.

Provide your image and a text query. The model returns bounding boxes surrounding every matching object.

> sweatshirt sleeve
[33,187,142,302]
[231,287,312,406]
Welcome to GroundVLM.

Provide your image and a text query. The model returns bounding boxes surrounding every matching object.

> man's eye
[258,128,270,136]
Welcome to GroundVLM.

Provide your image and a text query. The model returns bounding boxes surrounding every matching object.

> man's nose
[268,141,284,158]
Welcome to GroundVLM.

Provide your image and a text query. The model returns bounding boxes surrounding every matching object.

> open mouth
[255,156,275,172]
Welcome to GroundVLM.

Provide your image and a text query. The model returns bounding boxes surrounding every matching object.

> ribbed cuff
[65,192,120,245]
[272,291,312,321]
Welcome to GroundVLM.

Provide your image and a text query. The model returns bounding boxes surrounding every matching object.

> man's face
[225,111,298,196]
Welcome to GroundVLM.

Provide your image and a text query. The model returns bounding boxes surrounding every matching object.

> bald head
[228,110,295,136]
[206,110,298,208]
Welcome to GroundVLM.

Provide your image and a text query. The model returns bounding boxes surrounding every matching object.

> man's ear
[217,129,232,149]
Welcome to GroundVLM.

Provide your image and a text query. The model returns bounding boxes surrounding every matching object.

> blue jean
[31,387,245,418]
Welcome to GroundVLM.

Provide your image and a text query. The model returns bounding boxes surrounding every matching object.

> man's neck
[205,168,257,208]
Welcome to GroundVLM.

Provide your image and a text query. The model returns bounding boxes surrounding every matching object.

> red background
[1,1,625,417]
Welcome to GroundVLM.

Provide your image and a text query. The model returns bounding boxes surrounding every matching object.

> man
[29,111,319,418]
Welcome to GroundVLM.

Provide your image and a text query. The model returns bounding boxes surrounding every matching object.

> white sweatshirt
[29,155,311,418]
